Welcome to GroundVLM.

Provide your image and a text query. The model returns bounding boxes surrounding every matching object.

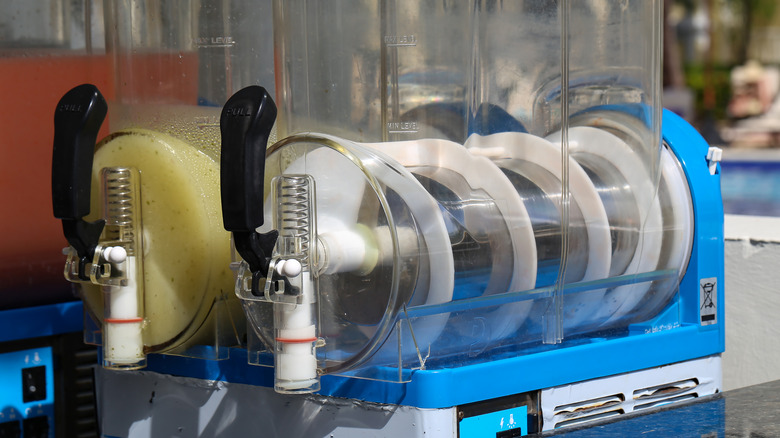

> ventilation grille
[71,347,99,437]
[635,393,698,411]
[633,378,698,402]
[555,409,625,429]
[633,379,700,411]
[552,394,625,429]
[548,376,705,430]
[55,332,100,438]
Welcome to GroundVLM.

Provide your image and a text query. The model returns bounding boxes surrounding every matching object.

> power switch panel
[0,420,20,438]
[0,346,54,437]
[21,367,47,403]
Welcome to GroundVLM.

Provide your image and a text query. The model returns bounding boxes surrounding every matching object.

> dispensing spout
[221,87,321,394]
[53,84,146,369]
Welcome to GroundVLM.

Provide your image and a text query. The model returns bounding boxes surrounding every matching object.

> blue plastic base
[0,301,83,344]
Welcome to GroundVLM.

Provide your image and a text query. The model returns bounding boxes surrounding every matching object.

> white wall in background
[723,214,780,390]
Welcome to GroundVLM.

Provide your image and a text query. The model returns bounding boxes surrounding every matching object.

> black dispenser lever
[52,84,108,281]
[220,86,279,294]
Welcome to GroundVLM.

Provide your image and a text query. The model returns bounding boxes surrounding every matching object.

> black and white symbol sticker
[700,277,717,326]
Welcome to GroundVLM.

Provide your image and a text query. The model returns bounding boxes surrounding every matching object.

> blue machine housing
[141,109,725,409]
[0,301,87,438]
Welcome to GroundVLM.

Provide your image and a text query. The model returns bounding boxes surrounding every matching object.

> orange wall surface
[0,54,113,308]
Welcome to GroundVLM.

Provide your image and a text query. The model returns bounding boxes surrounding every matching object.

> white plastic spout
[273,270,320,393]
[102,247,145,369]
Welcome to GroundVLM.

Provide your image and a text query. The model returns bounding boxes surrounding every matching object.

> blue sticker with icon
[460,405,528,437]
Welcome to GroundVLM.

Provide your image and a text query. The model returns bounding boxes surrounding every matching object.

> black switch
[21,366,47,403]
[22,417,48,438]
[0,420,21,438]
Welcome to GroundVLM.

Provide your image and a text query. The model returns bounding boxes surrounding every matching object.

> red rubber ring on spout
[276,337,317,343]
[104,317,144,324]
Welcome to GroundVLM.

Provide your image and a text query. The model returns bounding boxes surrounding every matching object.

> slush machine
[53,1,724,436]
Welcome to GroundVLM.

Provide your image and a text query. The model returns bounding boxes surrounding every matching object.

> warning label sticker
[700,277,717,326]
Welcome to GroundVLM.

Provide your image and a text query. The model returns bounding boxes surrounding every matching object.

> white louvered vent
[551,394,625,429]
[633,378,699,411]
[635,393,699,411]
[540,356,721,431]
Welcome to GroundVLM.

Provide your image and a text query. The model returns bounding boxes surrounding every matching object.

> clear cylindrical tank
[61,0,274,366]
[238,0,690,385]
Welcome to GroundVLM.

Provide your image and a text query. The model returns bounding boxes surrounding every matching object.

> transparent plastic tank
[227,0,694,392]
[53,0,274,368]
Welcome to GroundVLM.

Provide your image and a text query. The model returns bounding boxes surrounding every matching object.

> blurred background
[665,0,780,216]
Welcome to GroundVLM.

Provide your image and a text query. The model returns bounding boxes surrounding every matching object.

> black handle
[220,85,277,232]
[220,86,279,286]
[52,84,108,279]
